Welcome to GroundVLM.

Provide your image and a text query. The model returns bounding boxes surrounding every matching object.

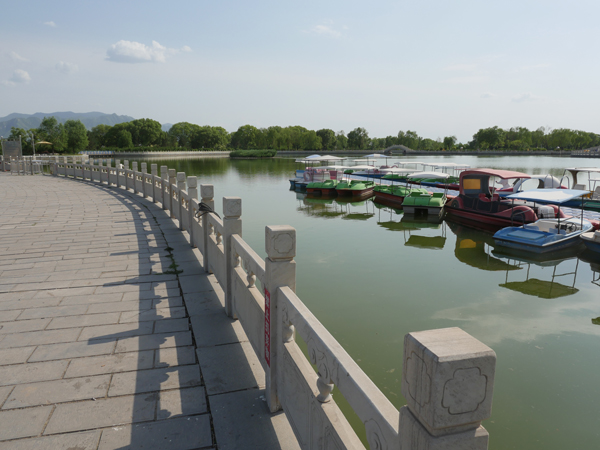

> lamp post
[556,146,561,157]
[30,132,35,159]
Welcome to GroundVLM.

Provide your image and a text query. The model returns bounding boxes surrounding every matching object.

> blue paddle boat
[493,189,595,254]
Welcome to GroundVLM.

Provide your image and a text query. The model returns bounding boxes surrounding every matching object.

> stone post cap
[176,172,186,182]
[168,168,176,177]
[201,184,214,199]
[151,164,158,169]
[141,162,147,172]
[187,176,198,188]
[401,327,496,434]
[132,162,138,169]
[223,197,241,218]
[265,225,296,260]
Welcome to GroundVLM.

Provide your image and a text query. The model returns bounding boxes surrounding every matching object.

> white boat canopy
[349,165,377,170]
[381,168,416,174]
[407,171,451,180]
[506,188,590,204]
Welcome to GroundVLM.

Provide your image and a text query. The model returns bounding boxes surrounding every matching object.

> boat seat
[573,183,587,191]
[592,186,600,201]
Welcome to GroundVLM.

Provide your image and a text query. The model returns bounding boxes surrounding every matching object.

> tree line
[6,116,600,154]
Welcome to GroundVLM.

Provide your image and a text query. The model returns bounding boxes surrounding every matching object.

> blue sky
[1,0,599,142]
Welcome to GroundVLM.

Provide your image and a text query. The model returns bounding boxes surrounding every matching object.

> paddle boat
[306,166,346,195]
[401,172,449,216]
[581,230,600,254]
[372,178,429,208]
[445,169,566,229]
[496,175,566,197]
[493,189,595,254]
[562,167,600,210]
[335,179,375,200]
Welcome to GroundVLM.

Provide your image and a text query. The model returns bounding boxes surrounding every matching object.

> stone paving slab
[0,172,299,449]
[3,374,111,409]
[0,431,101,450]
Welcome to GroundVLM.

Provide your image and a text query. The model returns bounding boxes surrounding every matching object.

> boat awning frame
[505,188,590,204]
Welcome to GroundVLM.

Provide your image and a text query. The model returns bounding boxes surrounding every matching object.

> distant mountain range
[0,112,137,137]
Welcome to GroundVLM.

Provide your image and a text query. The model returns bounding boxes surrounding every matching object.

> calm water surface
[131,155,600,449]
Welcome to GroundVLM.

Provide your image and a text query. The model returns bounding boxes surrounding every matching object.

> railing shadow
[70,177,285,449]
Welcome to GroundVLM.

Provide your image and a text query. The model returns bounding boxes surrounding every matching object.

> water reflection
[493,251,580,299]
[295,194,376,220]
[447,221,520,271]
[373,204,447,248]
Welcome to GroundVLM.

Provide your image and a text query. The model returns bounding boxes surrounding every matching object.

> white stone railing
[50,159,497,450]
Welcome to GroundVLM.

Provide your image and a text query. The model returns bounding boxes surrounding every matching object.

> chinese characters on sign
[264,288,271,367]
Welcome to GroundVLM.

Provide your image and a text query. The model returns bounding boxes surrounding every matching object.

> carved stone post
[132,162,139,193]
[177,172,187,230]
[151,164,158,203]
[223,198,242,318]
[264,225,297,413]
[160,166,168,210]
[200,184,214,272]
[168,169,176,217]
[187,176,198,246]
[141,162,147,197]
[399,327,496,450]
[124,160,129,170]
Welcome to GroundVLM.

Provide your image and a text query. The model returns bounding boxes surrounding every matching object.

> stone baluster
[399,327,496,450]
[187,176,198,246]
[131,162,138,193]
[264,225,297,413]
[124,160,129,170]
[200,184,214,272]
[141,162,147,197]
[168,169,177,217]
[176,172,187,231]
[223,197,242,318]
[151,164,158,203]
[160,166,168,210]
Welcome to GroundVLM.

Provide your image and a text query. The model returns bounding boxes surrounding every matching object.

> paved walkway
[0,172,299,449]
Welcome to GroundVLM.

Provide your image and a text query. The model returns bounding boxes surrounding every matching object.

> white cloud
[106,40,189,63]
[306,22,342,38]
[8,51,28,62]
[56,61,79,74]
[10,69,30,83]
[512,93,539,103]
[2,69,31,86]
[480,92,496,99]
[44,21,56,27]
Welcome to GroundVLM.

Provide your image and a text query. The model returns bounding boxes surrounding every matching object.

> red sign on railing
[264,288,271,367]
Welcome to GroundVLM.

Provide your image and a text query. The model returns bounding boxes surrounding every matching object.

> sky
[1,0,599,143]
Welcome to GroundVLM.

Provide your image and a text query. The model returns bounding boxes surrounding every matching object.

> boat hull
[336,187,374,200]
[373,191,406,207]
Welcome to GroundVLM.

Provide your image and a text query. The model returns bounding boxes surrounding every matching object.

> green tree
[36,117,67,153]
[316,129,336,151]
[231,125,260,149]
[88,124,112,150]
[335,131,348,150]
[64,120,89,152]
[168,122,200,148]
[347,127,370,149]
[127,118,163,146]
[473,126,504,149]
[443,135,457,150]
[192,126,230,149]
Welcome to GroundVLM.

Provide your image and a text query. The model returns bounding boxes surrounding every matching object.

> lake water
[130,154,600,449]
